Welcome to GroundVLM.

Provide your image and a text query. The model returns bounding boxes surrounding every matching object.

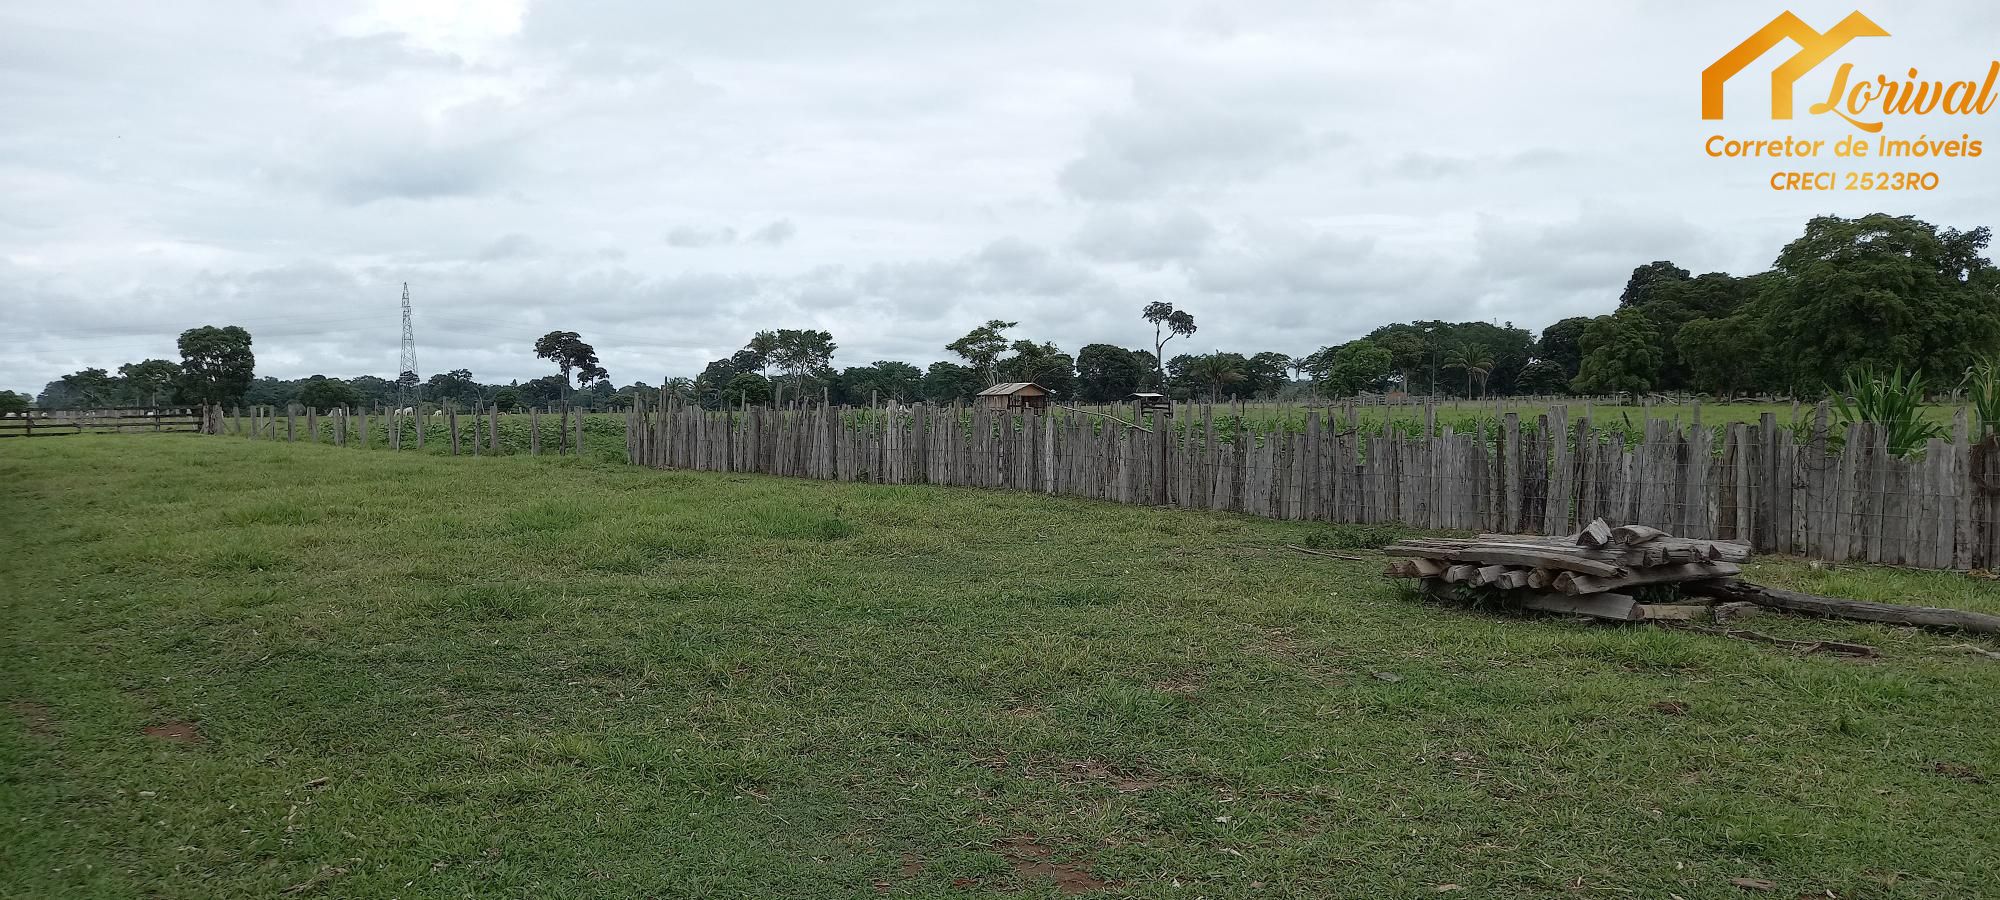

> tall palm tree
[1442,344,1495,399]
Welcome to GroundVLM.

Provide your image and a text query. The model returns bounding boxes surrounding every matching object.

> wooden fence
[0,407,212,437]
[624,397,2000,572]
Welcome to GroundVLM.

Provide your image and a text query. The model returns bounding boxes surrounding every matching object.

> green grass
[4,435,1999,899]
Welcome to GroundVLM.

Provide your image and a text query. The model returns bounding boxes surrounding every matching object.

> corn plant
[1829,366,1942,456]
[1965,359,2000,439]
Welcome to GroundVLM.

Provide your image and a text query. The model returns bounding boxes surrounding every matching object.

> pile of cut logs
[1382,519,1749,622]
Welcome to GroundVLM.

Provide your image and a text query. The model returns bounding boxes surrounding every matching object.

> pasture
[4,435,1998,898]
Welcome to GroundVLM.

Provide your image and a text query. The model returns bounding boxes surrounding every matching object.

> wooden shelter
[976,382,1051,410]
[1132,392,1171,414]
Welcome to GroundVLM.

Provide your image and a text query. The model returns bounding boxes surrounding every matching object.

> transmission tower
[397,283,420,407]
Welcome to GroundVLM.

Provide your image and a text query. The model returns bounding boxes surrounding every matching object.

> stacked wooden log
[1382,519,1749,621]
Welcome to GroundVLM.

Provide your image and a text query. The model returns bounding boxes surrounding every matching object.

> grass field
[5,435,1999,898]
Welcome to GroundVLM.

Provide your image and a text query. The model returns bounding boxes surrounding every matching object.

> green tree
[1183,353,1246,402]
[1308,339,1394,396]
[745,331,779,378]
[58,368,118,407]
[769,329,837,397]
[242,376,296,408]
[1365,320,1533,396]
[1571,310,1662,398]
[1442,343,1495,399]
[117,359,182,406]
[425,369,480,404]
[837,361,922,404]
[661,378,696,404]
[1617,260,1692,307]
[1676,316,1762,397]
[347,375,399,407]
[1616,264,1749,390]
[296,376,360,411]
[35,379,80,408]
[1514,359,1571,395]
[996,341,1076,396]
[517,375,568,409]
[945,320,1016,385]
[177,325,255,406]
[921,361,985,403]
[1759,214,2000,392]
[1244,351,1294,398]
[725,372,774,405]
[0,390,28,414]
[1074,344,1145,402]
[1535,317,1593,380]
[534,331,609,404]
[1141,302,1196,376]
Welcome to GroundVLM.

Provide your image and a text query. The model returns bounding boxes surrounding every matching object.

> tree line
[15,213,1998,414]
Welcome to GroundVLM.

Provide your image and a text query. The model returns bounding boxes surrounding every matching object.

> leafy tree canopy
[533,331,609,401]
[946,320,1016,385]
[1075,344,1147,402]
[177,325,255,406]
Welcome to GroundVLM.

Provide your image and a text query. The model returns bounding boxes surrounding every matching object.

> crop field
[1055,400,1980,439]
[5,435,1999,898]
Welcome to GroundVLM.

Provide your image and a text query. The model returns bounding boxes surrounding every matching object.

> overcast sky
[5,0,1998,392]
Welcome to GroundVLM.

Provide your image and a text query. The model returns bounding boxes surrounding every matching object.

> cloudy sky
[5,0,1998,393]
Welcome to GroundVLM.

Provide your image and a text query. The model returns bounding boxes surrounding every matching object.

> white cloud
[3,0,1997,392]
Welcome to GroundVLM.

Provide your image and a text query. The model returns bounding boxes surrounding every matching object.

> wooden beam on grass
[1685,579,2000,634]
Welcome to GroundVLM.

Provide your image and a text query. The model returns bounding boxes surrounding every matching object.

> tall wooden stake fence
[625,397,2000,572]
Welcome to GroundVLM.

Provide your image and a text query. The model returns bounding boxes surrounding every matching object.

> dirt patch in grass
[142,721,203,744]
[1927,761,1986,783]
[1054,759,1162,794]
[996,835,1119,895]
[1244,627,1352,679]
[982,754,1167,794]
[1652,700,1690,715]
[11,701,55,736]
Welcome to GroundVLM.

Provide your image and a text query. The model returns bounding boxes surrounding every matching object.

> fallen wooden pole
[1685,579,2000,635]
[1286,544,1366,561]
[1519,591,1642,621]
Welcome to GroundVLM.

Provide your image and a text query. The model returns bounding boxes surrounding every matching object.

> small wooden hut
[1132,392,1171,414]
[976,382,1051,411]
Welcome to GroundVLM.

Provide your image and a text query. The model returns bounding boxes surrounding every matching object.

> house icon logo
[1702,11,1888,120]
